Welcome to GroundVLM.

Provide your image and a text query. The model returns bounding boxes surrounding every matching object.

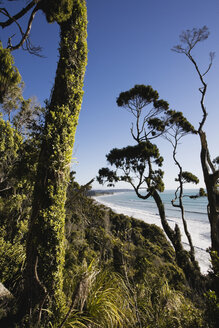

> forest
[0,0,219,327]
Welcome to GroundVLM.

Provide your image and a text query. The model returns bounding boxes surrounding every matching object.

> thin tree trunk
[152,189,182,253]
[151,188,202,288]
[171,135,196,264]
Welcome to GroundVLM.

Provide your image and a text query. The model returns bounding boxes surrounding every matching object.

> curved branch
[0,7,24,36]
[171,186,180,208]
[134,186,151,200]
[202,52,215,77]
[8,4,40,52]
[0,1,37,28]
[167,128,197,263]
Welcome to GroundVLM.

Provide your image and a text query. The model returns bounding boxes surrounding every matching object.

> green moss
[23,0,88,324]
[0,42,21,103]
[40,0,74,23]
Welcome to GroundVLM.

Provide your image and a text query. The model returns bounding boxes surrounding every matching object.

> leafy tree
[0,41,21,103]
[62,175,206,327]
[0,114,22,194]
[116,84,169,142]
[0,0,88,325]
[0,115,28,243]
[172,26,219,266]
[1,82,24,122]
[0,108,43,298]
[97,85,201,287]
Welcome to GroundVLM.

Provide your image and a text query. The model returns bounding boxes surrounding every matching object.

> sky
[1,0,219,190]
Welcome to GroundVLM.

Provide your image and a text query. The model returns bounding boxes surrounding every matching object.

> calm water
[94,190,211,273]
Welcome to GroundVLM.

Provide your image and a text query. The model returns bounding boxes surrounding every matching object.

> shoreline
[92,194,211,274]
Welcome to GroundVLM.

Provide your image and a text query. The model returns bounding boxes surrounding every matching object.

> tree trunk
[200,131,219,254]
[152,189,183,254]
[152,189,202,288]
[22,0,87,323]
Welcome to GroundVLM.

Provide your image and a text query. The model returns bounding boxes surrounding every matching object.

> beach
[93,190,211,274]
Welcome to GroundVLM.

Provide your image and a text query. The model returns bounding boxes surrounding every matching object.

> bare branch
[0,186,12,193]
[0,2,42,55]
[0,0,37,28]
[0,7,24,36]
[172,26,210,55]
[8,4,40,54]
[171,185,180,208]
[202,51,215,77]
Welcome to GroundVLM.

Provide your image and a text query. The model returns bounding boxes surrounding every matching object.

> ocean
[93,190,211,274]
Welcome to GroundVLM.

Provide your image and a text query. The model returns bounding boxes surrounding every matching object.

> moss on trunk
[22,0,88,323]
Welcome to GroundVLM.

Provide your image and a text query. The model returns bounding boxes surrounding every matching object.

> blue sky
[1,0,219,190]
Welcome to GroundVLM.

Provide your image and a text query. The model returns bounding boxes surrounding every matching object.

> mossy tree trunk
[22,0,87,322]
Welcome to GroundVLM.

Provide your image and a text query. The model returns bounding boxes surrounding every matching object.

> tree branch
[8,4,40,53]
[0,1,37,28]
[0,2,41,55]
[202,52,215,77]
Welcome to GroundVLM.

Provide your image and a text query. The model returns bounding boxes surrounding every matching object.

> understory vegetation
[0,165,217,327]
[0,1,219,327]
[0,106,218,326]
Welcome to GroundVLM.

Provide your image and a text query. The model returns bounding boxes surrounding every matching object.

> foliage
[0,5,215,327]
[19,0,88,323]
[204,290,219,328]
[137,275,205,328]
[107,142,164,168]
[0,113,39,245]
[0,115,23,239]
[116,84,170,141]
[0,0,88,324]
[85,269,135,327]
[62,186,207,328]
[12,97,43,136]
[176,171,199,184]
[40,0,74,23]
[97,84,203,289]
[0,232,25,290]
[98,141,164,192]
[0,42,21,103]
[116,84,169,111]
[199,187,207,197]
[0,114,22,185]
[166,110,196,133]
[0,167,209,327]
[210,251,219,279]
[1,82,23,122]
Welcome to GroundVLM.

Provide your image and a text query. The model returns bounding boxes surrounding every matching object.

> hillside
[0,176,218,327]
